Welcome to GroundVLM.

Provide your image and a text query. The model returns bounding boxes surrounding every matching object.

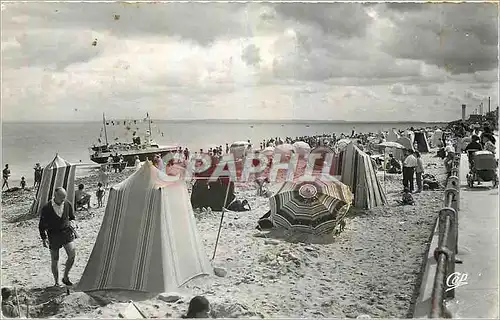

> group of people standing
[402,150,425,193]
[1,163,42,191]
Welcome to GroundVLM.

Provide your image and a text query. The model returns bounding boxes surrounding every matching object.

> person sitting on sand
[256,210,274,230]
[96,183,105,208]
[444,141,455,155]
[1,287,21,318]
[397,187,415,206]
[39,187,77,287]
[75,184,91,210]
[255,177,270,196]
[20,177,26,190]
[386,154,401,174]
[182,296,211,318]
[227,199,251,212]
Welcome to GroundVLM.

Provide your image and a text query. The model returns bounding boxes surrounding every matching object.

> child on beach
[397,188,415,206]
[96,183,105,207]
[181,296,211,318]
[20,177,26,190]
[1,287,21,318]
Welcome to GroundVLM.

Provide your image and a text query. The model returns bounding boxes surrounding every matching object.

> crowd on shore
[3,123,496,197]
[2,122,499,319]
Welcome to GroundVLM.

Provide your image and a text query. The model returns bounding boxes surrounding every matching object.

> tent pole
[383,151,386,193]
[212,179,232,260]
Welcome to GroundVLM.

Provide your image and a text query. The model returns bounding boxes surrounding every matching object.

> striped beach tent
[269,177,353,235]
[30,154,76,215]
[340,143,387,209]
[77,161,212,293]
[413,131,431,153]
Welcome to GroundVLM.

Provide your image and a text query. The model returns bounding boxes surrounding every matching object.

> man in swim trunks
[38,187,77,287]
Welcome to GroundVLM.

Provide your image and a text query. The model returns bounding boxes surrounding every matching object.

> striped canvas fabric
[77,161,212,293]
[270,178,353,235]
[30,154,76,215]
[340,143,387,209]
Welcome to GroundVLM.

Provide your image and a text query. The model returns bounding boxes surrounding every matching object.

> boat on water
[89,113,179,166]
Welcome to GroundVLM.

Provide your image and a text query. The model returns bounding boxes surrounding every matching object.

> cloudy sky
[1,2,498,122]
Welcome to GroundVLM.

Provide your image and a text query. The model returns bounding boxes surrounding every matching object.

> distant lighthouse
[461,104,466,121]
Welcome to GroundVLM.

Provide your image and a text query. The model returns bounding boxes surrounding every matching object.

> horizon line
[2,119,450,124]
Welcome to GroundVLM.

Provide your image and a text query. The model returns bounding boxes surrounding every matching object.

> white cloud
[1,2,498,122]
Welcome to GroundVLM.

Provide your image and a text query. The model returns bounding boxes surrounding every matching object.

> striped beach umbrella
[269,178,353,235]
[30,154,76,215]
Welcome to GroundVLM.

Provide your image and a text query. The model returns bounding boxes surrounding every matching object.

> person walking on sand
[34,163,43,188]
[2,164,10,190]
[38,187,77,287]
[403,150,417,192]
[99,164,109,188]
[415,152,424,193]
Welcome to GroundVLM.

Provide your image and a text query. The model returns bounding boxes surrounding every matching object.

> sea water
[1,120,443,185]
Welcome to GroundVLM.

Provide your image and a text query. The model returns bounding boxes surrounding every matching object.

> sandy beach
[1,151,447,319]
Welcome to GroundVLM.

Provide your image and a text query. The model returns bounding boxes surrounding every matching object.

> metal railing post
[439,207,457,299]
[429,148,461,317]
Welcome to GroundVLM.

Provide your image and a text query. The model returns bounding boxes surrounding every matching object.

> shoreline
[1,122,444,185]
[3,120,450,125]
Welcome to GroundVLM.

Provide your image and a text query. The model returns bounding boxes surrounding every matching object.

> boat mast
[148,112,152,144]
[103,113,109,145]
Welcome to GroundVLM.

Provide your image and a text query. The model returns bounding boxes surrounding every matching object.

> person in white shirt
[444,139,456,154]
[403,150,418,192]
[134,155,141,171]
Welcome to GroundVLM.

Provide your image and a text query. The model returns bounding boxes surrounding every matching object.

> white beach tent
[30,154,76,215]
[262,146,275,157]
[292,141,311,155]
[77,161,212,293]
[275,143,295,153]
[432,129,443,147]
[230,141,250,159]
[386,129,399,142]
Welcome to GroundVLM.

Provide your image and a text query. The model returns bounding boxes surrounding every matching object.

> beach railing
[430,153,461,318]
